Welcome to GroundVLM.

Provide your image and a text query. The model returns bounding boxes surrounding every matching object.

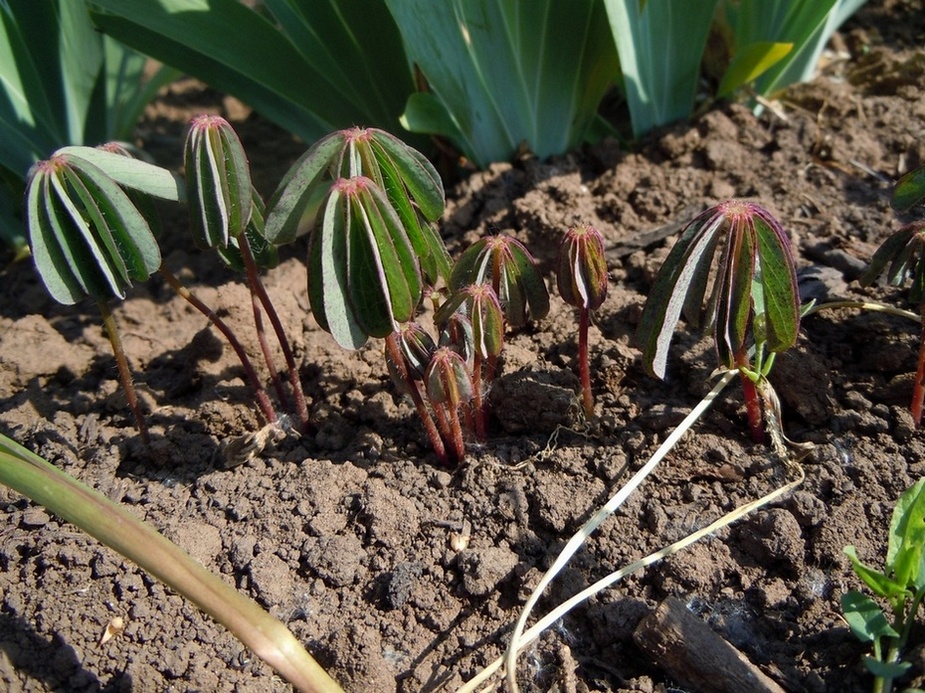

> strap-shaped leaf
[185,115,252,248]
[27,155,160,304]
[368,129,444,221]
[717,41,793,98]
[345,179,422,338]
[264,131,344,245]
[637,210,725,379]
[752,211,799,353]
[318,185,366,350]
[56,145,183,201]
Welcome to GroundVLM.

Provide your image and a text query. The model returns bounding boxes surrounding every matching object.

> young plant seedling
[183,114,309,432]
[859,163,925,426]
[25,119,304,441]
[264,126,452,351]
[557,224,608,419]
[25,146,181,443]
[842,477,925,693]
[434,282,504,440]
[636,200,801,443]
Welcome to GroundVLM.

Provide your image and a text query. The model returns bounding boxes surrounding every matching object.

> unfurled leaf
[892,164,925,214]
[844,546,907,600]
[264,131,345,245]
[451,234,549,327]
[557,224,608,311]
[184,114,252,248]
[26,153,160,304]
[887,477,925,590]
[55,145,183,201]
[841,590,899,643]
[864,656,913,680]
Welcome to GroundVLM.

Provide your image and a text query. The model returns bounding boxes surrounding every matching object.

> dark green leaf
[27,156,160,304]
[863,656,912,679]
[185,115,253,248]
[318,185,367,350]
[264,131,344,245]
[841,590,899,643]
[893,164,925,213]
[752,211,799,353]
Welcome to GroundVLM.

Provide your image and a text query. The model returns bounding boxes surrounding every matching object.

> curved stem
[385,334,447,465]
[238,235,310,432]
[159,266,277,425]
[97,299,149,444]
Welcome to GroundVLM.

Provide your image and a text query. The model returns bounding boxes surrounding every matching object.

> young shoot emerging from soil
[636,199,800,443]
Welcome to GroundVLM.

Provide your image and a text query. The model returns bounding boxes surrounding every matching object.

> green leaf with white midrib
[319,186,366,350]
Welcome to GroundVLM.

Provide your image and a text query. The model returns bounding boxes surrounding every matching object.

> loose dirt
[2,2,925,691]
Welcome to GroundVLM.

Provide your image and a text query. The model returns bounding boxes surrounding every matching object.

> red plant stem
[432,404,458,463]
[237,235,310,432]
[445,401,466,464]
[579,306,593,419]
[249,283,290,412]
[384,334,447,465]
[911,307,925,427]
[472,355,487,441]
[736,352,764,444]
[159,267,278,426]
[97,300,149,444]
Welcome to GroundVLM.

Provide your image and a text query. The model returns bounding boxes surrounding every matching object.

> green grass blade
[603,0,718,138]
[717,41,793,98]
[0,433,343,693]
[263,0,412,131]
[90,0,413,145]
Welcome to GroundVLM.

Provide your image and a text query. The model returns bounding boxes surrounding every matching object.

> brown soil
[2,3,925,691]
